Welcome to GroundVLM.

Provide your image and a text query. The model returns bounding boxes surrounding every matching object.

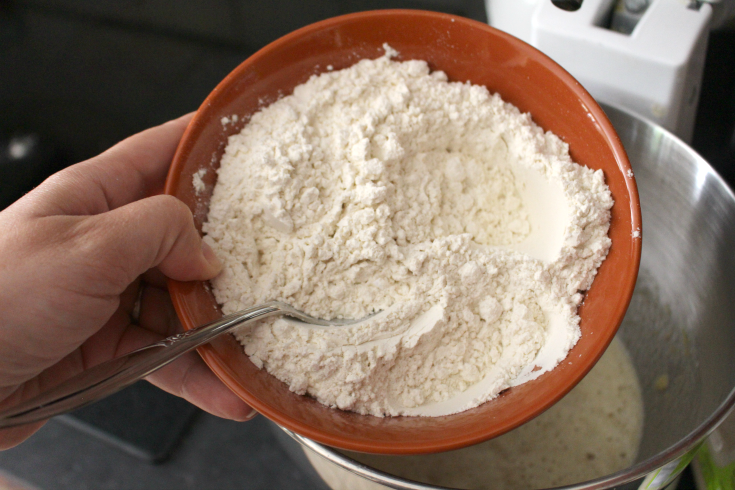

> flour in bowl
[202,45,613,417]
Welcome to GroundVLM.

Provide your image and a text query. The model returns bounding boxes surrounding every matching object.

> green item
[696,443,735,490]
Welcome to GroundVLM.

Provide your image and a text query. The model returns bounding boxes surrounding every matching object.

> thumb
[82,194,222,289]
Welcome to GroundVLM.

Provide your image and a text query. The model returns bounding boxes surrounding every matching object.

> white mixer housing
[486,0,717,143]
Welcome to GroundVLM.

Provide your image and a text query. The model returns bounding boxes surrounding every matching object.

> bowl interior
[164,10,641,454]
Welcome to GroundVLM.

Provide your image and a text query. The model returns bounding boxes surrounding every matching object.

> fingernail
[201,240,223,274]
[243,409,259,421]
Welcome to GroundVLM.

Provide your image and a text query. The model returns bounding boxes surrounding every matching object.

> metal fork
[0,301,358,429]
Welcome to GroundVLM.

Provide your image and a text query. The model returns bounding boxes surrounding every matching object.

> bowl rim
[165,9,642,454]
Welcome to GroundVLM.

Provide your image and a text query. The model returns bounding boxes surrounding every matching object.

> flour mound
[203,46,613,417]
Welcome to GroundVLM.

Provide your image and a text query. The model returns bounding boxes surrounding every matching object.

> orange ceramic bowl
[164,10,641,454]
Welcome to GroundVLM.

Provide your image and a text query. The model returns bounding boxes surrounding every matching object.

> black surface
[0,414,328,490]
[60,382,200,463]
[678,466,698,490]
[0,0,485,167]
[0,132,65,209]
[692,28,735,188]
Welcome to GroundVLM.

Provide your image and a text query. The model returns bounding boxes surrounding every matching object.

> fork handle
[0,303,284,429]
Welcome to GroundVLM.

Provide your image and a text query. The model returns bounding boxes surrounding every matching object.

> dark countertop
[0,407,329,490]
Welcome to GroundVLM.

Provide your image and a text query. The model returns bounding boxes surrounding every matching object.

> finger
[0,385,49,449]
[146,353,257,422]
[95,112,195,206]
[90,313,256,422]
[74,194,221,292]
[23,113,194,217]
[85,310,255,422]
[117,290,255,422]
[92,300,257,420]
[78,282,185,371]
[0,421,46,450]
[79,301,149,369]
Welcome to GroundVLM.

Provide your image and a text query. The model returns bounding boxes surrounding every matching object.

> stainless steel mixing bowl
[279,103,735,490]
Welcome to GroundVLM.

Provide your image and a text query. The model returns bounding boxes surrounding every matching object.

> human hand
[0,114,255,449]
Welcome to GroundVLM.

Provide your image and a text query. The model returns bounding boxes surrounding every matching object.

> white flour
[203,45,613,417]
[192,168,207,195]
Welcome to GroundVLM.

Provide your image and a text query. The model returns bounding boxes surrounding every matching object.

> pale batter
[306,337,643,490]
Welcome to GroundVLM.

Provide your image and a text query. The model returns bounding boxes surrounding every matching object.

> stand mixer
[486,0,735,143]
